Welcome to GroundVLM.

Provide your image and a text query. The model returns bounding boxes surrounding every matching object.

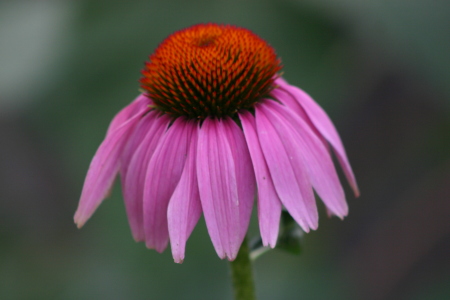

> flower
[74,23,359,263]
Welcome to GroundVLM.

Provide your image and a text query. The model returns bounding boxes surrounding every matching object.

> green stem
[229,236,256,300]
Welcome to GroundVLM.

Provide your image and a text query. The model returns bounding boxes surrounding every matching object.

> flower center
[140,23,282,119]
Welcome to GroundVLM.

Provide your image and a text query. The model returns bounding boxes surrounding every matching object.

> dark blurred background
[1,0,449,299]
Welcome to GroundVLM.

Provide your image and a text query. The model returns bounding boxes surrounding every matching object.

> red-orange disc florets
[140,23,282,119]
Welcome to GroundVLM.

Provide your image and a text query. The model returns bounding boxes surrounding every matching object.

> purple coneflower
[74,23,359,263]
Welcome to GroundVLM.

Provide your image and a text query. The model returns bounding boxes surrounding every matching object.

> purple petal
[168,124,202,263]
[143,118,194,252]
[197,118,241,260]
[271,86,327,147]
[222,117,256,247]
[271,86,306,119]
[255,103,318,232]
[123,114,171,241]
[106,94,151,137]
[120,110,158,181]
[262,100,348,218]
[74,112,142,228]
[275,78,360,197]
[240,111,281,247]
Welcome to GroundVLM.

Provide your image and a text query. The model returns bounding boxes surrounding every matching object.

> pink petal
[143,118,194,252]
[123,114,171,241]
[120,110,158,181]
[255,103,318,232]
[275,78,360,197]
[240,111,282,247]
[271,86,306,119]
[221,117,256,246]
[262,100,348,218]
[197,118,241,260]
[168,124,202,263]
[271,86,327,147]
[106,94,151,137]
[74,112,142,228]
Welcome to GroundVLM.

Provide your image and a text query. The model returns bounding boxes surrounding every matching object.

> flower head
[74,23,359,263]
[140,24,281,119]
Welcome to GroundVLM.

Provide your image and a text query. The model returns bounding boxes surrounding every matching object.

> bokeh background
[1,0,449,299]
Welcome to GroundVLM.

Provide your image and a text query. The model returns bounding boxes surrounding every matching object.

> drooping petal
[120,110,158,181]
[123,113,171,241]
[222,117,256,246]
[262,100,348,218]
[197,118,241,260]
[275,78,359,197]
[74,112,142,228]
[143,118,194,252]
[271,86,327,148]
[255,103,318,232]
[240,111,282,247]
[168,124,202,263]
[106,94,151,137]
[271,86,306,119]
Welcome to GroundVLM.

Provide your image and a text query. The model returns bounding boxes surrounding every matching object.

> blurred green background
[1,0,449,299]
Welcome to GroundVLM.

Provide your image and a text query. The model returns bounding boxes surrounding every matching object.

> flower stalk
[230,237,256,300]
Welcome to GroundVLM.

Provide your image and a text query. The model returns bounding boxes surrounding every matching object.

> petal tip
[353,187,361,198]
[226,254,237,261]
[146,241,168,253]
[74,213,86,229]
[174,257,184,264]
[216,251,227,260]
[75,222,84,229]
[261,236,278,249]
[300,226,310,233]
[132,233,145,243]
[264,241,277,249]
[309,222,319,231]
